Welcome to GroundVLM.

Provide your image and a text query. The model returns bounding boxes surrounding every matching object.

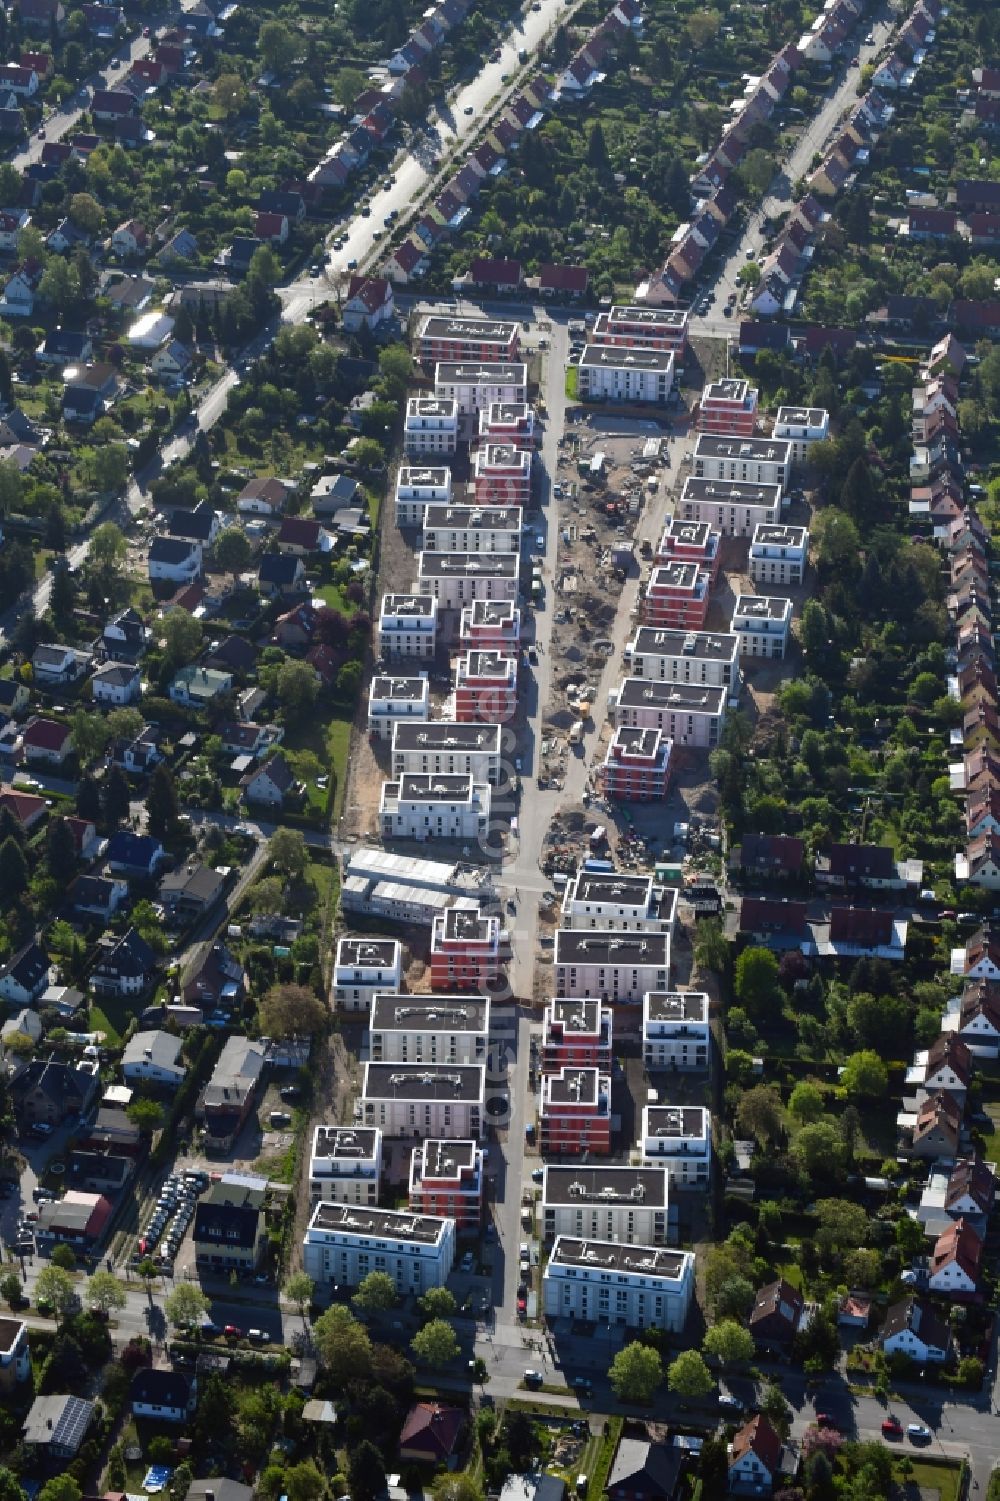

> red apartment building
[599,725,672,801]
[473,442,532,504]
[590,304,689,356]
[478,400,536,450]
[408,1138,483,1227]
[642,561,710,629]
[656,517,722,583]
[454,650,518,723]
[430,907,504,991]
[459,598,521,657]
[541,996,613,1073]
[539,1066,612,1156]
[417,315,520,366]
[698,377,759,436]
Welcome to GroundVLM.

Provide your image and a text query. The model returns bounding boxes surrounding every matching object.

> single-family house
[168,665,233,709]
[258,553,306,597]
[105,830,166,877]
[148,535,202,583]
[237,476,295,516]
[241,751,297,807]
[91,662,141,706]
[881,1295,951,1363]
[728,1416,783,1495]
[122,1030,187,1088]
[32,642,90,683]
[91,927,157,998]
[130,1369,196,1423]
[0,940,50,1006]
[22,716,73,766]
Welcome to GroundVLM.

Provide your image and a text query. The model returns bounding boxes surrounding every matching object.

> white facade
[542,1164,670,1245]
[395,466,453,527]
[642,991,710,1070]
[610,677,727,749]
[332,938,402,1012]
[626,626,741,692]
[379,773,491,842]
[560,870,677,934]
[678,474,783,537]
[302,1201,455,1292]
[543,1236,694,1331]
[691,434,792,493]
[121,1029,185,1087]
[369,992,489,1065]
[308,1125,383,1204]
[367,675,430,742]
[433,361,528,415]
[422,504,522,555]
[749,524,809,586]
[641,1104,712,1188]
[378,594,439,659]
[391,721,503,784]
[361,1062,486,1138]
[576,346,674,404]
[731,594,793,658]
[554,929,670,1002]
[415,552,519,608]
[404,396,460,456]
[772,404,829,462]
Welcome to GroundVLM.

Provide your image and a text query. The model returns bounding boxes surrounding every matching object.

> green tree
[51,1244,76,1271]
[667,1348,713,1401]
[89,444,128,494]
[788,1081,825,1123]
[161,610,203,667]
[353,1271,398,1312]
[213,72,247,115]
[103,765,131,826]
[39,257,79,313]
[609,1341,663,1401]
[378,343,413,401]
[164,1283,210,1330]
[86,1270,126,1314]
[814,1199,868,1258]
[410,1318,459,1367]
[277,658,319,720]
[35,1264,76,1322]
[68,192,102,236]
[0,1273,22,1309]
[693,918,729,973]
[312,1304,372,1384]
[45,816,77,879]
[284,1271,314,1320]
[127,1098,164,1136]
[841,1050,888,1098]
[283,1464,323,1501]
[70,708,110,764]
[433,1479,482,1501]
[0,1471,26,1501]
[702,1320,754,1368]
[259,19,297,72]
[734,946,780,1016]
[269,827,307,880]
[38,1479,80,1501]
[735,1084,783,1146]
[347,1442,385,1501]
[791,1121,845,1175]
[89,521,127,578]
[260,982,326,1039]
[146,764,178,837]
[419,1286,457,1318]
[332,67,366,108]
[0,835,27,908]
[214,527,252,573]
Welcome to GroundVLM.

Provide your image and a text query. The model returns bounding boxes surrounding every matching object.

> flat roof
[644,1104,710,1139]
[418,552,519,576]
[544,1164,668,1207]
[441,906,497,943]
[460,650,517,678]
[606,304,688,327]
[406,397,458,416]
[617,678,726,712]
[545,1066,605,1104]
[775,405,827,423]
[693,434,792,461]
[467,598,518,623]
[580,345,675,372]
[704,378,751,401]
[485,400,532,421]
[549,1236,689,1280]
[683,476,782,504]
[393,722,502,752]
[417,1138,479,1179]
[631,626,739,660]
[344,846,492,890]
[645,990,709,1023]
[335,938,400,968]
[380,593,437,617]
[569,871,657,907]
[423,504,522,530]
[733,594,793,620]
[397,466,451,487]
[312,1126,381,1162]
[0,1316,25,1353]
[663,518,716,546]
[649,561,703,589]
[420,315,518,340]
[371,993,489,1032]
[307,1201,447,1243]
[393,772,477,802]
[435,362,527,382]
[371,676,429,700]
[751,524,809,548]
[609,725,667,759]
[555,929,671,965]
[546,996,605,1031]
[363,1062,485,1101]
[479,442,530,466]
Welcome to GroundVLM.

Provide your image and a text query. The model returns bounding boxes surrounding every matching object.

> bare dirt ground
[285,1030,358,1272]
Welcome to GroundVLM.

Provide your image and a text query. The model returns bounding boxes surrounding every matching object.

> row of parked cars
[133,1170,209,1271]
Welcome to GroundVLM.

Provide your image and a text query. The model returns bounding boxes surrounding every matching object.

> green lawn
[893,1458,962,1501]
[315,581,358,614]
[89,1001,130,1047]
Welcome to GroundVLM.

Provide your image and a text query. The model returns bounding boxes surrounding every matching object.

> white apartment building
[542,1164,671,1245]
[415,552,520,609]
[422,504,522,555]
[543,1237,695,1332]
[576,345,674,404]
[395,466,453,527]
[678,474,783,537]
[308,1125,382,1204]
[378,594,439,659]
[691,434,792,493]
[369,992,490,1065]
[332,937,403,1012]
[302,1202,455,1292]
[560,869,678,935]
[361,1062,486,1138]
[772,405,829,462]
[391,721,503,784]
[731,594,793,659]
[749,524,810,586]
[379,773,491,843]
[367,674,430,742]
[643,991,711,1070]
[554,930,670,1003]
[626,626,741,693]
[433,361,528,415]
[404,396,460,456]
[610,677,727,749]
[641,1104,712,1188]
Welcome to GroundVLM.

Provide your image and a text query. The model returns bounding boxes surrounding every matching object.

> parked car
[523,1369,543,1389]
[907,1424,931,1443]
[881,1418,903,1439]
